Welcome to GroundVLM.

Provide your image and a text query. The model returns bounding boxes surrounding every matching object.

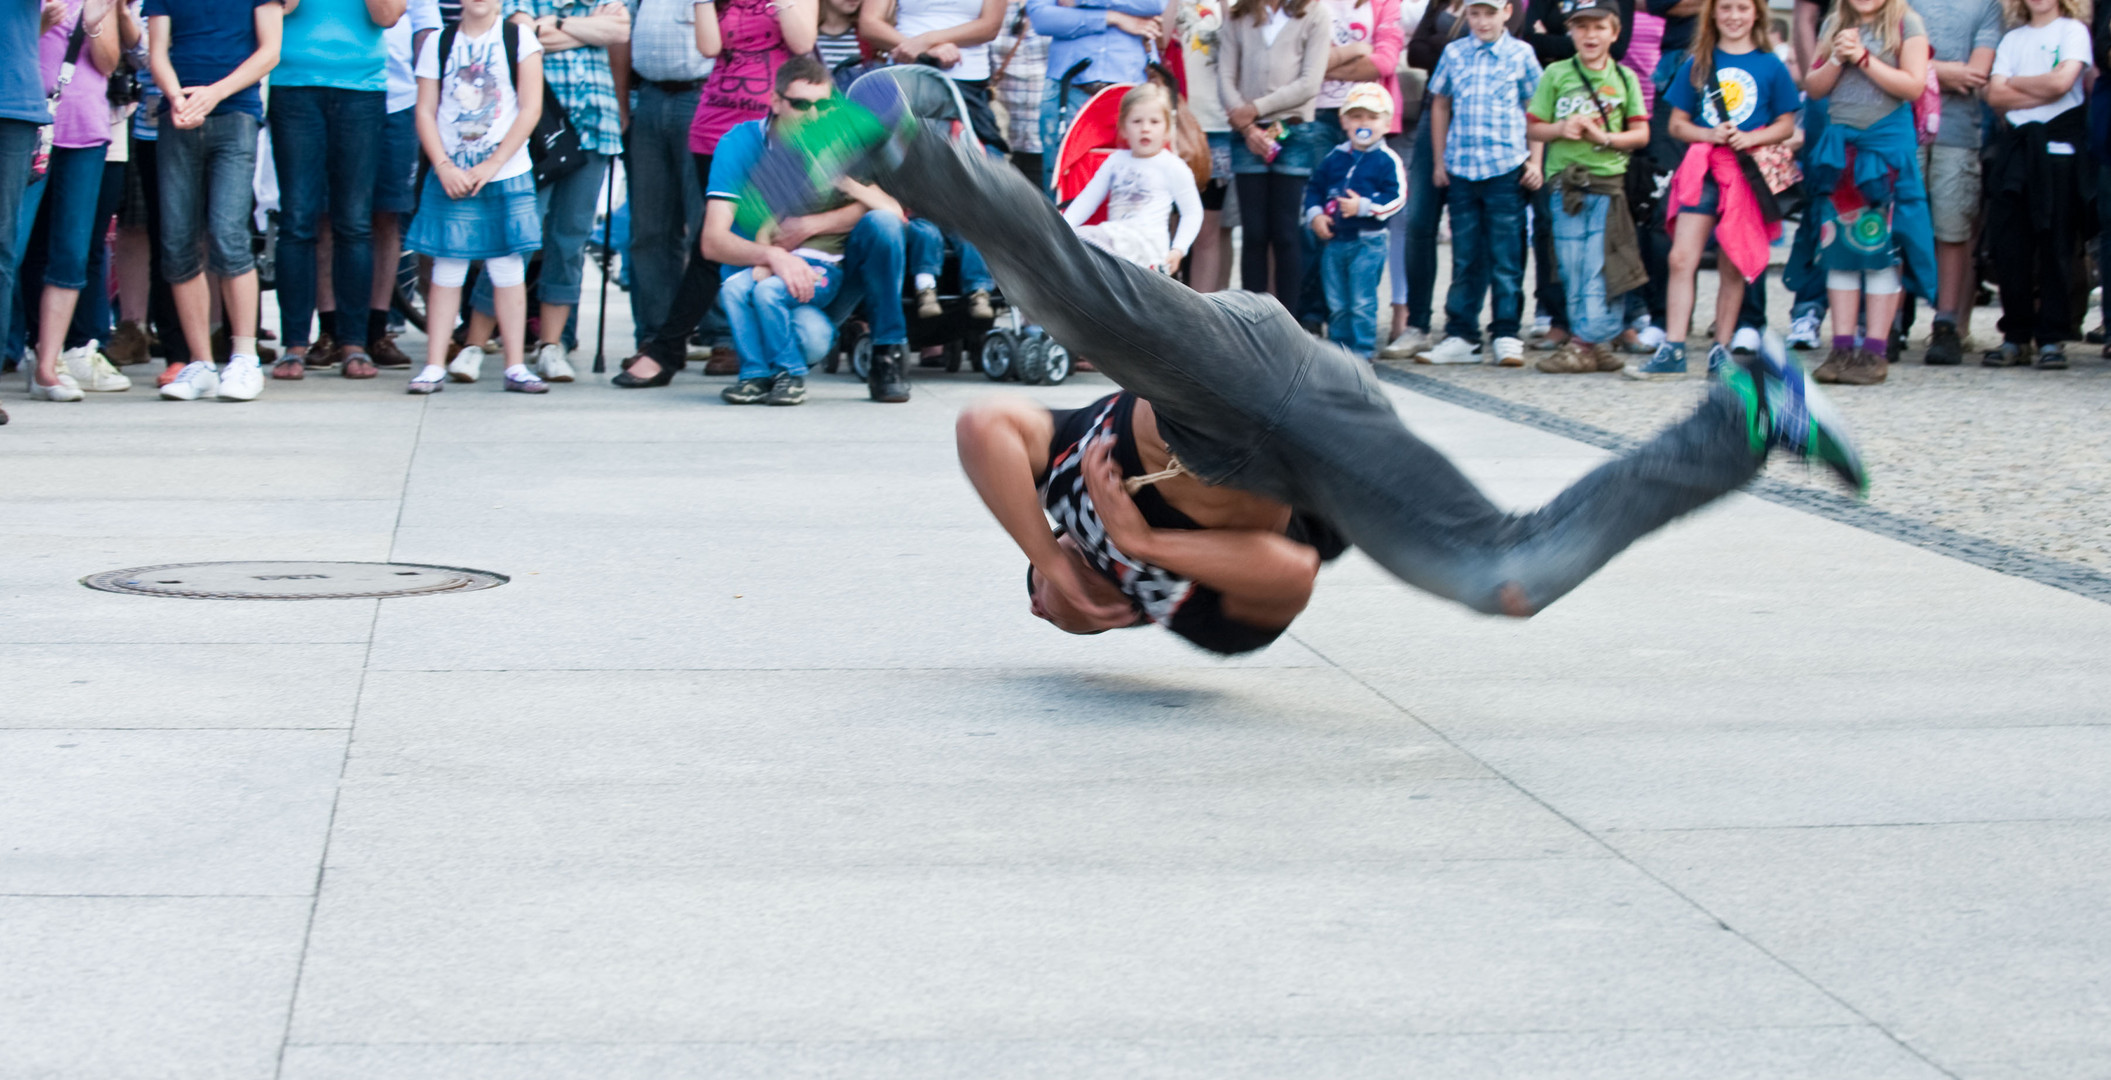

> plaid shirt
[992,0,1047,153]
[1427,31,1539,182]
[627,0,713,82]
[507,0,626,156]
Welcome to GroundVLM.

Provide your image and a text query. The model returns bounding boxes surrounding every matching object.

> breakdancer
[742,97,1867,653]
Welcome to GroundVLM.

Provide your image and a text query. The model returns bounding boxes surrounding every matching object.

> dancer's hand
[1082,439,1155,560]
[1029,542,1141,633]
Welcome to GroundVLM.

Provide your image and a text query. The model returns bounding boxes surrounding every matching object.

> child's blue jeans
[906,217,995,292]
[1321,229,1387,355]
[1442,167,1528,341]
[1550,192,1625,346]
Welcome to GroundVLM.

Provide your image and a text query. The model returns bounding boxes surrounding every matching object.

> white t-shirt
[385,0,444,114]
[415,22,544,181]
[1992,17,2092,126]
[897,0,991,81]
[1062,149,1206,254]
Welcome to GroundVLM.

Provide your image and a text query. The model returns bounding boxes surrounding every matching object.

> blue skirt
[406,170,542,260]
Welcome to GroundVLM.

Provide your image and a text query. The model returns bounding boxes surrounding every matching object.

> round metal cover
[81,561,508,600]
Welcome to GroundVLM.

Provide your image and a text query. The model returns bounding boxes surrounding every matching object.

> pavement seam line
[1288,631,1966,1080]
[1372,365,2111,605]
[272,395,430,1080]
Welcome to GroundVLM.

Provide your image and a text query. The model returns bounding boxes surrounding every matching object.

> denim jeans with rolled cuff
[1442,166,1529,342]
[906,216,994,293]
[874,131,1767,616]
[272,87,383,349]
[1320,230,1387,355]
[156,111,258,284]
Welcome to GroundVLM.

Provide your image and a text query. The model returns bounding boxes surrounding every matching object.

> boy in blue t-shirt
[1303,84,1407,358]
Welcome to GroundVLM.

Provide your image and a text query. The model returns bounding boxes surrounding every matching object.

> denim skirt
[406,171,542,261]
[1228,118,1338,177]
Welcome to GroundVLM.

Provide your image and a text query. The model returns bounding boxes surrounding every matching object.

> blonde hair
[1691,0,1776,89]
[1118,83,1174,129]
[2000,0,2089,25]
[1817,0,1912,62]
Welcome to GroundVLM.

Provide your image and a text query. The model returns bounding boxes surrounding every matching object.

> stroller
[828,65,1027,382]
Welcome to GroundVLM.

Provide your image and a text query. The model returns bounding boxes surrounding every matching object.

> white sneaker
[535,342,575,383]
[447,345,485,383]
[158,359,219,401]
[217,358,263,402]
[25,365,83,401]
[60,341,130,391]
[1417,336,1483,365]
[1787,312,1822,350]
[1493,336,1525,366]
[1380,327,1430,359]
[1731,326,1762,355]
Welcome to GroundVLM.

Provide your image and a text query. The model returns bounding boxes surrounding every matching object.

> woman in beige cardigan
[1217,0,1333,313]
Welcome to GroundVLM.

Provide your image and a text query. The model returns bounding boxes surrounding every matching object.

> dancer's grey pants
[879,133,1764,615]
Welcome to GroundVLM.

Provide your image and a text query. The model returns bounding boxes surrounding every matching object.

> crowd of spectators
[0,0,2103,422]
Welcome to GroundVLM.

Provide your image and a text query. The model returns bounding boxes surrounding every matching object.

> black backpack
[434,20,590,186]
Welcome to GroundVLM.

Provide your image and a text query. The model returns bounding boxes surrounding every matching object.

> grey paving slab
[287,861,1850,1046]
[0,643,366,728]
[280,1026,1946,1080]
[0,729,346,895]
[0,497,402,538]
[0,896,308,1080]
[1620,822,2111,1077]
[0,579,382,644]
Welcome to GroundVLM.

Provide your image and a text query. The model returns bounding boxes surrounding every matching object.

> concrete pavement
[3,323,2108,1078]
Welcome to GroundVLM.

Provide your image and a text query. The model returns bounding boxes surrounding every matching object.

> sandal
[340,351,379,379]
[271,357,306,380]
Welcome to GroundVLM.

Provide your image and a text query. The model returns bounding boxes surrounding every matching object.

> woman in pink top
[692,0,818,157]
[25,0,125,403]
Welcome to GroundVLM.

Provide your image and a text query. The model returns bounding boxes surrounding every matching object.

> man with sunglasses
[702,55,913,405]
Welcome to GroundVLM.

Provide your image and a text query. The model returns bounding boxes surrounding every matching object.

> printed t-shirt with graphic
[1993,17,2092,125]
[277,0,389,91]
[140,0,273,118]
[692,0,796,154]
[415,22,544,179]
[706,117,856,278]
[1663,47,1799,131]
[1527,56,1645,176]
[1314,0,1378,109]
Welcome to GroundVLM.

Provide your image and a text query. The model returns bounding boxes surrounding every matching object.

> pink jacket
[1668,142,1780,284]
[1371,0,1405,134]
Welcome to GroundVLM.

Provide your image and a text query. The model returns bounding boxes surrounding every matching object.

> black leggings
[1235,172,1306,315]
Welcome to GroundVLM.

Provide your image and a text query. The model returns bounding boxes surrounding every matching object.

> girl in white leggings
[405,0,549,394]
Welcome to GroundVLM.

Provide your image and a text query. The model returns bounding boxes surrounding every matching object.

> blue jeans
[272,87,383,348]
[473,151,610,318]
[625,82,703,345]
[1442,166,1529,341]
[1788,98,1832,321]
[1402,112,1443,331]
[1531,186,1566,328]
[905,216,993,292]
[0,120,39,364]
[156,110,258,283]
[1320,229,1387,354]
[1550,192,1623,345]
[722,258,844,379]
[37,146,105,291]
[844,210,907,345]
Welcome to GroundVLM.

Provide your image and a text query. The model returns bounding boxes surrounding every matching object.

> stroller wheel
[829,324,865,375]
[1039,341,1073,385]
[980,331,1017,381]
[1017,336,1050,385]
[850,334,874,381]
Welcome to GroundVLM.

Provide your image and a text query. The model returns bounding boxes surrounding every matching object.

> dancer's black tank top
[1038,393,1346,655]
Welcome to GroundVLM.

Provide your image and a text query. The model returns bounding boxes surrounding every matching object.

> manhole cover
[81,561,509,600]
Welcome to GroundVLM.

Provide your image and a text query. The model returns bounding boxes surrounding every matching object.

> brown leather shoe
[1535,341,1592,373]
[340,350,379,379]
[367,334,414,368]
[1587,342,1623,371]
[106,320,150,366]
[703,346,741,376]
[1833,348,1888,385]
[1811,347,1851,383]
[305,333,340,369]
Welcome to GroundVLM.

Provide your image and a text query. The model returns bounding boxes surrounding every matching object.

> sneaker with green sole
[1744,331,1868,495]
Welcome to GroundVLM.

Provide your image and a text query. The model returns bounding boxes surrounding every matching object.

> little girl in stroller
[1060,84,1204,275]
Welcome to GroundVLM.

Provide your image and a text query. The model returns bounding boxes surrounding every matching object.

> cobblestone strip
[1376,365,2111,605]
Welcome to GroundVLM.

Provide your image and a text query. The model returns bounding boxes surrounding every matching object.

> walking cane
[592,153,618,374]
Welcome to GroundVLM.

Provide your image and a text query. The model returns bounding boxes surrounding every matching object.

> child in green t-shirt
[1521,0,1649,373]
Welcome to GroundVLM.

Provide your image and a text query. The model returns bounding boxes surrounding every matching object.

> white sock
[226,352,259,368]
[415,364,445,383]
[505,363,532,380]
[915,273,936,290]
[232,336,257,358]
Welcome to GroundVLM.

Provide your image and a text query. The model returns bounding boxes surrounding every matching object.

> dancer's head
[1462,0,1511,42]
[770,56,836,128]
[1338,83,1391,149]
[1119,84,1174,157]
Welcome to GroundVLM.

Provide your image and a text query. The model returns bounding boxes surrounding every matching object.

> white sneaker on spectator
[218,357,263,402]
[1787,313,1822,350]
[1416,336,1481,365]
[60,341,130,391]
[1493,337,1525,366]
[159,360,219,401]
[447,345,485,383]
[25,365,83,401]
[1380,327,1430,359]
[535,342,575,382]
[1731,327,1762,355]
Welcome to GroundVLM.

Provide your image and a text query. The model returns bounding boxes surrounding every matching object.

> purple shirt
[40,0,111,149]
